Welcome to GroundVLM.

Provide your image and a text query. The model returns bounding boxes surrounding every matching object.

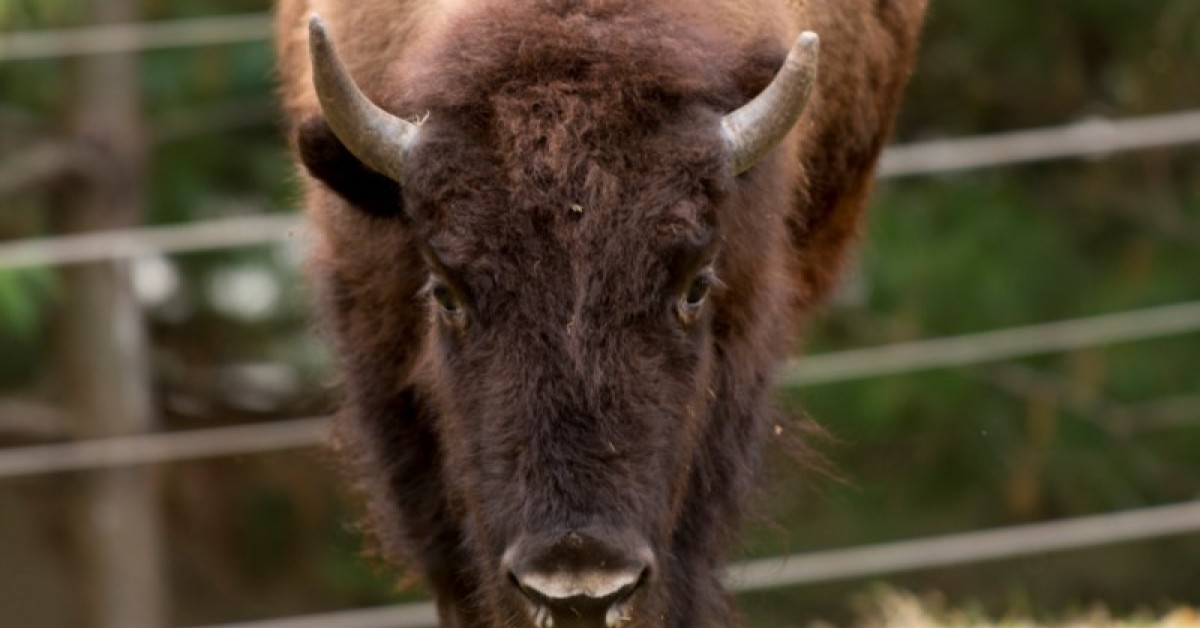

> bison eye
[429,281,466,324]
[677,268,714,322]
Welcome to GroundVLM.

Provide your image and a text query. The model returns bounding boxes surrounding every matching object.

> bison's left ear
[296,115,406,219]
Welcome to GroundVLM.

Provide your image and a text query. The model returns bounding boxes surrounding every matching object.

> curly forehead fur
[393,0,779,248]
[399,0,763,123]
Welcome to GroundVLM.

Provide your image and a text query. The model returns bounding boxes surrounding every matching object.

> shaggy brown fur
[275,0,925,626]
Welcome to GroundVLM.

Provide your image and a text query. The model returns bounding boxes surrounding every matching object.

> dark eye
[677,268,714,321]
[430,282,464,320]
[684,273,712,306]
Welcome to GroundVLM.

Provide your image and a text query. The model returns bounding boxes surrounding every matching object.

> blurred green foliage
[0,0,1197,626]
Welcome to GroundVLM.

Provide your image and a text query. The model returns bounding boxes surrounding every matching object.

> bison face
[299,108,744,628]
[298,10,817,627]
[399,116,730,626]
[424,250,720,626]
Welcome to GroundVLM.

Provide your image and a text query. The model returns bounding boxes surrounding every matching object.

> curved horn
[308,14,419,181]
[721,32,820,175]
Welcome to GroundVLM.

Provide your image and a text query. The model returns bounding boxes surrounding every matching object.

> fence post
[48,0,165,626]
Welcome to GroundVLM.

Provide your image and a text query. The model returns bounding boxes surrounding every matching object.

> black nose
[503,530,652,627]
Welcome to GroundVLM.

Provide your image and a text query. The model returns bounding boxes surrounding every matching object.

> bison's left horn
[721,32,820,175]
[308,14,419,181]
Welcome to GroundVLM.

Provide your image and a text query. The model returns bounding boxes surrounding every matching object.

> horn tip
[796,31,819,51]
[785,31,819,71]
[308,14,328,42]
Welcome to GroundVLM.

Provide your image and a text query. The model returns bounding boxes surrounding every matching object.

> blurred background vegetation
[1,0,1198,626]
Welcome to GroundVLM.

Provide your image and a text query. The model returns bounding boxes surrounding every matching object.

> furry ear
[296,115,406,219]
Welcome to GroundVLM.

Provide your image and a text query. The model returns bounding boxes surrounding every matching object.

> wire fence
[195,603,438,628]
[189,499,1200,628]
[782,300,1200,387]
[725,499,1200,591]
[0,14,272,61]
[0,213,304,270]
[877,110,1200,177]
[0,417,328,479]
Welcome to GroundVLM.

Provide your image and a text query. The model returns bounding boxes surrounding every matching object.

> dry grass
[806,589,1200,628]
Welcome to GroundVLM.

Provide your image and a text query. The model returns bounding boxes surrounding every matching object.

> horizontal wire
[0,418,328,479]
[0,213,304,269]
[190,499,1200,628]
[782,300,1200,386]
[878,110,1200,178]
[190,602,439,628]
[724,499,1200,591]
[0,14,272,61]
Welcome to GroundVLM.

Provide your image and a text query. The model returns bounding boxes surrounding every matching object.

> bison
[275,0,926,626]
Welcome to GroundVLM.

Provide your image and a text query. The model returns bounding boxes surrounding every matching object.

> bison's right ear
[296,115,406,220]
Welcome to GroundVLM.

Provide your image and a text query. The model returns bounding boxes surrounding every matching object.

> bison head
[298,5,817,626]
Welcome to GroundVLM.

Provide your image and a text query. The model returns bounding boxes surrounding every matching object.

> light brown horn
[721,31,820,175]
[308,14,419,181]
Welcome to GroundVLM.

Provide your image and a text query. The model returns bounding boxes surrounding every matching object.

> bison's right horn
[721,31,820,175]
[308,14,419,181]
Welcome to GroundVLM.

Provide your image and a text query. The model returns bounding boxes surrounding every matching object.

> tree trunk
[50,0,165,626]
